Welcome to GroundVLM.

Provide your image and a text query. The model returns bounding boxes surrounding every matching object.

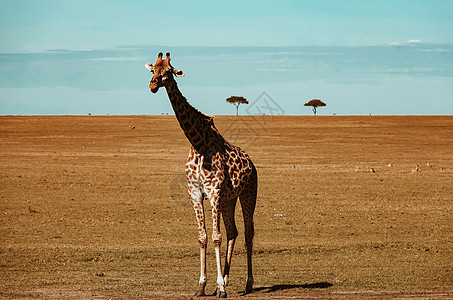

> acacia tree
[226,96,249,116]
[304,99,326,116]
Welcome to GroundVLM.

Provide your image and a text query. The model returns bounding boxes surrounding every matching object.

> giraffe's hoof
[245,278,254,294]
[213,287,227,298]
[194,289,206,297]
[217,291,227,298]
[195,281,207,297]
[245,284,253,295]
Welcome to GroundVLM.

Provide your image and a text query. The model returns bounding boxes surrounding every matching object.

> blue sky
[1,0,453,115]
[2,0,453,51]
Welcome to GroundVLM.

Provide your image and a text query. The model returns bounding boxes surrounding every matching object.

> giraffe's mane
[181,93,215,124]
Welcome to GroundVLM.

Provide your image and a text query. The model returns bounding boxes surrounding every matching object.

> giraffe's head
[145,52,185,93]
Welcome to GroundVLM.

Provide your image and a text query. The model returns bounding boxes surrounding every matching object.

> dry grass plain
[0,115,452,299]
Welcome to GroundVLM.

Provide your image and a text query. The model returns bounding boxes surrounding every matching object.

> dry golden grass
[0,115,452,298]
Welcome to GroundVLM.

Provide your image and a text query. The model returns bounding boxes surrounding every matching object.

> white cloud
[389,39,422,46]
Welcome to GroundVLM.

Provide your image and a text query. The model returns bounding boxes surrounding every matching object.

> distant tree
[226,96,249,116]
[304,99,326,116]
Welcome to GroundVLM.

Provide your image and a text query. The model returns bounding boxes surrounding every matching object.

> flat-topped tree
[226,96,248,116]
[304,99,326,116]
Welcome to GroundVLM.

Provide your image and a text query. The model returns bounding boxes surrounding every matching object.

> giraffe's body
[146,53,257,297]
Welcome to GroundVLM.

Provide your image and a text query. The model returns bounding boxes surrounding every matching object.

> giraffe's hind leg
[220,197,239,289]
[239,170,257,294]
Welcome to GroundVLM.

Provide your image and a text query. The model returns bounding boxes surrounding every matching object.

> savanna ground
[0,115,452,299]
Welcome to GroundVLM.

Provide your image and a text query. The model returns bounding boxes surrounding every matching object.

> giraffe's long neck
[165,78,223,154]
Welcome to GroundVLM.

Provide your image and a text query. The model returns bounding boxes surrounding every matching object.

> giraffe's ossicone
[146,52,257,297]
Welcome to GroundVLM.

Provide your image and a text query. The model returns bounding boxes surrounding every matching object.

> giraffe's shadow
[239,282,333,295]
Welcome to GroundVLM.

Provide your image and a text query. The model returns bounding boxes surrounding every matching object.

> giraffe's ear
[145,63,153,72]
[173,68,185,77]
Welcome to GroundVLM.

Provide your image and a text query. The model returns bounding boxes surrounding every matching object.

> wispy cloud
[389,39,422,46]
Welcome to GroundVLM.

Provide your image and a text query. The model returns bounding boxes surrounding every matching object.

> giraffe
[145,52,257,297]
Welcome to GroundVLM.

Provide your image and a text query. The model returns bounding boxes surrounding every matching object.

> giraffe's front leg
[195,245,207,297]
[211,199,227,298]
[189,187,207,297]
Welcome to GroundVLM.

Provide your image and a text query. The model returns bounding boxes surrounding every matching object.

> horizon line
[1,114,451,117]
